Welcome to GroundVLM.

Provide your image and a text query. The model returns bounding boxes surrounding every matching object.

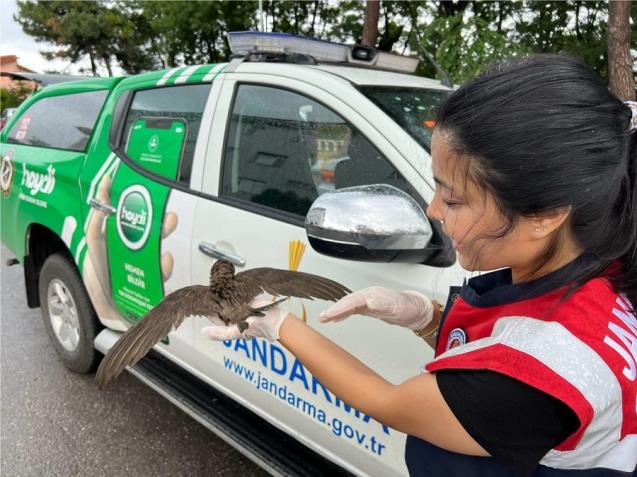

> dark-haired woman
[202,54,637,476]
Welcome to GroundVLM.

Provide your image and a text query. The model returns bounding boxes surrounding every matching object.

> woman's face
[426,129,535,273]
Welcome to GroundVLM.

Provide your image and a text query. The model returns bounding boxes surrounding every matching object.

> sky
[0,0,98,75]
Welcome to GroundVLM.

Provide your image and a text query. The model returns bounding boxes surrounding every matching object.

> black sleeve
[435,369,580,477]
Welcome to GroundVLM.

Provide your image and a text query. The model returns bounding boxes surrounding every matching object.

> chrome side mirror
[305,184,437,263]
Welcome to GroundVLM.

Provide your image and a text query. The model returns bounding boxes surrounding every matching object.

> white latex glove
[318,286,434,331]
[201,299,290,342]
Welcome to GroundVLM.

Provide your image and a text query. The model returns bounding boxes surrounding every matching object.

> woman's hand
[318,286,434,331]
[201,299,292,341]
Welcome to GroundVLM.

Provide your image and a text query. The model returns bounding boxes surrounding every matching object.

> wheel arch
[24,223,75,308]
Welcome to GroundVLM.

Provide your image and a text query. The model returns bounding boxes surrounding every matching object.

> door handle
[198,242,246,267]
[89,198,117,215]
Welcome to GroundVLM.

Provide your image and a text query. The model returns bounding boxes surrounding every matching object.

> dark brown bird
[95,259,350,388]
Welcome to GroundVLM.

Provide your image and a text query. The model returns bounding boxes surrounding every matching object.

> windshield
[358,86,448,152]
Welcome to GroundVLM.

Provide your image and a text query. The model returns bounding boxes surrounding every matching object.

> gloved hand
[318,286,434,331]
[201,299,291,341]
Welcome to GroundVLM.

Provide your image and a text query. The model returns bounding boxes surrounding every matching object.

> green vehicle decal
[102,158,171,320]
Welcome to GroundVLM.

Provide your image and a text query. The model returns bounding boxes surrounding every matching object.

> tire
[39,253,102,373]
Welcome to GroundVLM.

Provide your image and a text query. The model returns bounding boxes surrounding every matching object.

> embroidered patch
[446,328,466,350]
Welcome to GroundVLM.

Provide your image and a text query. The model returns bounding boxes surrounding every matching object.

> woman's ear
[528,207,572,239]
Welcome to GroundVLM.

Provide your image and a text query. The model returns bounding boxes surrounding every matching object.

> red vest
[425,273,636,473]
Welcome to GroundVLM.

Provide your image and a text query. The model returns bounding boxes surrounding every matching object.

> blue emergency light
[227,31,419,74]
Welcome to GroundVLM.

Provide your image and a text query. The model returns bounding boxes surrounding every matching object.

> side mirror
[305,184,439,263]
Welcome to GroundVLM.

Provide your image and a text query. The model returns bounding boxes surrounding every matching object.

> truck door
[188,76,436,477]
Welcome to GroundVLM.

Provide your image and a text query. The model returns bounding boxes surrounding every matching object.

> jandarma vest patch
[446,328,467,350]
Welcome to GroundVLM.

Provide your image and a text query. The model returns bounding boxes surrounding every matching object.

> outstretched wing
[95,285,214,389]
[233,268,350,303]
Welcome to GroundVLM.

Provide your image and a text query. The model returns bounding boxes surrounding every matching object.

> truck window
[121,84,211,186]
[221,84,415,217]
[358,86,447,152]
[7,90,108,152]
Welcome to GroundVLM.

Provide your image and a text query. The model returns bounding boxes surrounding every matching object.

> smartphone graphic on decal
[125,118,187,181]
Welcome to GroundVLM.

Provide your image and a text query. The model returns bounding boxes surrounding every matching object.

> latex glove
[201,299,290,341]
[318,286,434,331]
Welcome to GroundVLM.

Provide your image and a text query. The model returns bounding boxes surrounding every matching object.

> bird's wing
[95,285,214,388]
[233,268,350,303]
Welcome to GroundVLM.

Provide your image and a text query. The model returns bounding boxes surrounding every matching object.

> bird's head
[210,260,235,288]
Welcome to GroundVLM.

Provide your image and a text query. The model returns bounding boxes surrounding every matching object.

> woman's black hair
[436,53,637,307]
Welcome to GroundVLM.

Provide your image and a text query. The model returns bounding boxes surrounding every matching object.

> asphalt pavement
[0,244,269,477]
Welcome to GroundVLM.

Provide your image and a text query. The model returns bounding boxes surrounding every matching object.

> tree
[112,2,160,73]
[324,1,364,43]
[608,0,635,101]
[518,1,609,78]
[139,1,258,66]
[411,1,618,85]
[15,0,151,76]
[419,8,529,84]
[361,0,380,47]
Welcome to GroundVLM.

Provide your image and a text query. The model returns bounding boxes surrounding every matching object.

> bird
[95,259,350,388]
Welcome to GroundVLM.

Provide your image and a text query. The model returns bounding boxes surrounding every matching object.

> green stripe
[162,66,190,85]
[203,63,228,83]
[186,64,221,83]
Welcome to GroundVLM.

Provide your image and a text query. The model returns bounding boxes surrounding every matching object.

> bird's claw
[237,321,249,333]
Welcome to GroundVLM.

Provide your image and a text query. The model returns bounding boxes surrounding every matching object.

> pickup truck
[0,32,466,476]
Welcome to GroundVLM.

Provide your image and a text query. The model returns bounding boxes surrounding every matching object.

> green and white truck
[0,32,465,476]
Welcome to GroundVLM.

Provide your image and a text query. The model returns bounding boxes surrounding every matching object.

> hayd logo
[21,163,55,196]
[116,185,153,250]
[1,151,14,198]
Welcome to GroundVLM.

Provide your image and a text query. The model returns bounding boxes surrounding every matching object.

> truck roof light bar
[228,31,419,74]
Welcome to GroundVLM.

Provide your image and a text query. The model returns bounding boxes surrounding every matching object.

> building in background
[1,55,37,92]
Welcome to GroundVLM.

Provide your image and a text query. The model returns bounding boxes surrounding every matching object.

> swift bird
[95,259,350,388]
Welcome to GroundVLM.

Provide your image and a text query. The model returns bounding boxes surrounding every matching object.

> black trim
[459,253,594,308]
[135,349,354,477]
[108,90,133,150]
[4,140,88,155]
[24,254,40,308]
[433,285,462,350]
[239,51,318,65]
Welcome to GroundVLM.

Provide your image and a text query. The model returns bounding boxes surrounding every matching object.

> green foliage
[421,11,530,84]
[517,1,609,78]
[324,1,364,43]
[416,1,616,85]
[137,1,258,66]
[1,84,31,115]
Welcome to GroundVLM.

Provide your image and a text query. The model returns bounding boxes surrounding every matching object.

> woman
[203,54,637,476]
